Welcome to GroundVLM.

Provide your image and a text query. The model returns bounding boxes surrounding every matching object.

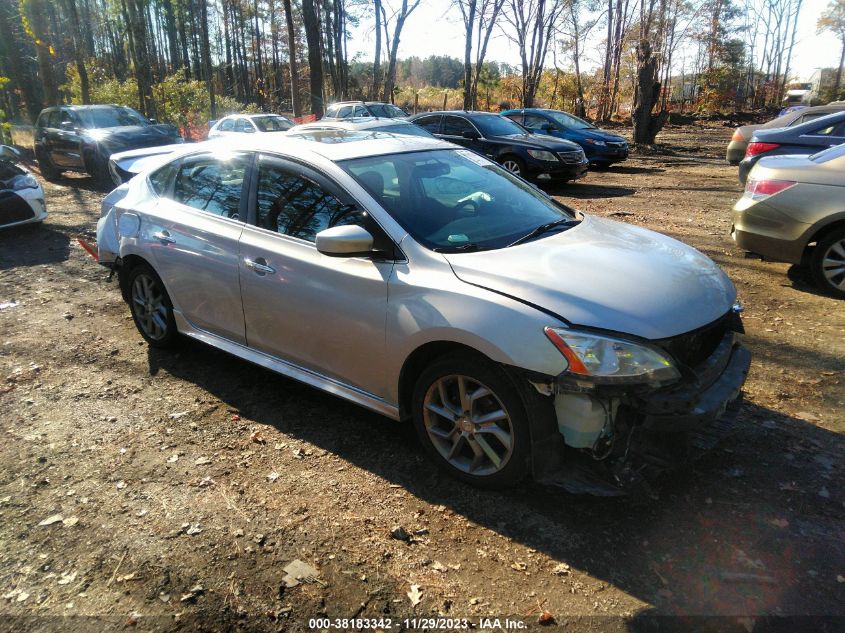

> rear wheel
[89,151,113,189]
[127,264,180,348]
[811,227,845,299]
[411,351,530,488]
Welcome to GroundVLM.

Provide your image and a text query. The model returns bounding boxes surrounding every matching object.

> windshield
[78,106,148,129]
[342,149,576,252]
[253,115,293,132]
[546,111,595,130]
[371,123,433,137]
[473,115,527,137]
[367,104,407,118]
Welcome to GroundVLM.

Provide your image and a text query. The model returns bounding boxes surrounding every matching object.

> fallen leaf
[167,454,179,463]
[38,514,63,526]
[538,610,555,625]
[62,516,79,527]
[407,584,423,606]
[57,572,77,585]
[267,472,279,482]
[194,456,211,465]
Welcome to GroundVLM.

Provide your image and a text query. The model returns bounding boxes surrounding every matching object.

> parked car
[290,117,435,138]
[501,108,628,168]
[207,113,294,139]
[737,111,845,184]
[408,111,588,183]
[732,143,845,298]
[323,101,409,120]
[96,132,749,493]
[726,103,845,165]
[0,146,46,229]
[34,104,183,187]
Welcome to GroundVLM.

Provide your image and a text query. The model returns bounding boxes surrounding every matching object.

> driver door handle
[244,257,276,275]
[153,231,176,244]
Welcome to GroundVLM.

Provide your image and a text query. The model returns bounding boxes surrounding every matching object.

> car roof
[219,113,292,119]
[411,111,502,118]
[158,129,452,163]
[754,110,845,140]
[294,118,416,131]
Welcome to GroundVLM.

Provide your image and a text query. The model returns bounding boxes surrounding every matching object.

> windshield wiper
[433,242,486,253]
[507,218,579,247]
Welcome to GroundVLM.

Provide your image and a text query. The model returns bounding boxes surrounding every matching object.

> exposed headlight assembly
[10,174,39,190]
[526,149,559,162]
[584,139,607,146]
[544,326,680,385]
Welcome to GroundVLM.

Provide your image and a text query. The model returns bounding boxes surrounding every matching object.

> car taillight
[744,178,796,200]
[731,129,744,141]
[745,142,780,157]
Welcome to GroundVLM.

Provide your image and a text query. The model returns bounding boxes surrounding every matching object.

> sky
[347,0,843,83]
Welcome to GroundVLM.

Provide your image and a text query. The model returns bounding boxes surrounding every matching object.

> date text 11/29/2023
[307,617,528,630]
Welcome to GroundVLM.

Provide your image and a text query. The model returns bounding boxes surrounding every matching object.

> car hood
[443,215,736,340]
[493,133,582,152]
[84,124,182,148]
[576,128,626,143]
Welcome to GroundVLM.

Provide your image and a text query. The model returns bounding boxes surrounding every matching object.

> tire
[810,227,845,299]
[411,351,531,489]
[126,263,180,348]
[35,148,61,181]
[90,151,113,190]
[500,155,526,179]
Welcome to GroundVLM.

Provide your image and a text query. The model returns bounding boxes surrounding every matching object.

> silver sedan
[97,130,750,492]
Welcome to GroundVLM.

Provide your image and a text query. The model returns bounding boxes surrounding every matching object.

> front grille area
[655,311,739,368]
[606,141,627,149]
[558,150,585,164]
[0,191,35,226]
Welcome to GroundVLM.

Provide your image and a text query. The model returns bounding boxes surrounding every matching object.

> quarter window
[149,162,178,196]
[172,153,249,220]
[256,158,363,242]
[218,118,235,132]
[414,115,441,133]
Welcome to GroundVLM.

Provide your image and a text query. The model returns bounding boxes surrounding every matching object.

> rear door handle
[153,231,176,244]
[244,257,276,275]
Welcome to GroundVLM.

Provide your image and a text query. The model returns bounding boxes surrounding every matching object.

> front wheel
[35,148,61,181]
[810,227,845,299]
[127,264,180,348]
[411,351,530,488]
[500,156,525,179]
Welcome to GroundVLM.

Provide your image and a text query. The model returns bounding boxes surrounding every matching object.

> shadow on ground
[0,223,70,269]
[544,182,637,199]
[146,339,845,627]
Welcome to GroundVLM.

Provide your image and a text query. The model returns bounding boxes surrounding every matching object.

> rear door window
[172,153,250,220]
[442,116,475,137]
[218,118,235,132]
[336,105,353,119]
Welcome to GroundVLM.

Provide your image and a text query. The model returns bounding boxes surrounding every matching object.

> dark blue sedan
[502,108,629,168]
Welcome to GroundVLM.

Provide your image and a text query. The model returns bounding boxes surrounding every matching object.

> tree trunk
[162,0,181,71]
[0,2,41,122]
[283,0,302,116]
[199,0,215,118]
[372,0,383,100]
[462,0,477,110]
[64,0,91,104]
[632,40,668,145]
[301,0,323,116]
[26,0,60,107]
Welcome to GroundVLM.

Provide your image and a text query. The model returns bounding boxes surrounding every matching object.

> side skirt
[173,311,400,421]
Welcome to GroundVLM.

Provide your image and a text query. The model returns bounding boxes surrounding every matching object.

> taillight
[745,142,780,157]
[731,129,744,141]
[744,178,796,200]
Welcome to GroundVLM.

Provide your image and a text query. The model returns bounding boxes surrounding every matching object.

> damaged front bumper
[533,328,751,496]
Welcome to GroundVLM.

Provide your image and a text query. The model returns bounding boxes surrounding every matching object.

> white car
[0,146,47,229]
[207,114,294,139]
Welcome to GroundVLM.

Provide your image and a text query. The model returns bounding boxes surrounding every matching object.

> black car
[738,111,845,184]
[323,101,409,120]
[408,111,588,182]
[34,105,183,187]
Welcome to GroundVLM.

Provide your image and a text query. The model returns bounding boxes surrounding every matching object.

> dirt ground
[1,125,843,632]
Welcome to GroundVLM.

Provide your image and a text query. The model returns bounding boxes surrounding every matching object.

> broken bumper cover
[535,335,751,496]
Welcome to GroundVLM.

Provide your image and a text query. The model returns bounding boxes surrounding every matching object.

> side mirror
[243,126,256,134]
[315,224,374,256]
[462,130,481,140]
[540,123,556,132]
[148,118,157,124]
[61,120,76,131]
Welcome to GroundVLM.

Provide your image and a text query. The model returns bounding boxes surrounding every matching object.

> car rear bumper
[730,200,809,264]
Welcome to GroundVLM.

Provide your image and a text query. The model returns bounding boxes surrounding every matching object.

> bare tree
[382,0,422,103]
[456,0,506,109]
[819,0,845,98]
[501,0,564,107]
[301,0,324,116]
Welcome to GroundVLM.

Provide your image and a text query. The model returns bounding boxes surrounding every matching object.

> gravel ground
[0,125,843,632]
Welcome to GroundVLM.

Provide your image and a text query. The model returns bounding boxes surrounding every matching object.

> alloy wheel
[820,238,845,292]
[502,159,521,176]
[422,374,514,476]
[131,273,169,341]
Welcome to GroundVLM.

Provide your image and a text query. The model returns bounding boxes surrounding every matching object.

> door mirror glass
[61,120,76,131]
[462,129,480,140]
[315,224,374,256]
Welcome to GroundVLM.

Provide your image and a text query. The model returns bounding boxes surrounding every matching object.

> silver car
[97,130,750,493]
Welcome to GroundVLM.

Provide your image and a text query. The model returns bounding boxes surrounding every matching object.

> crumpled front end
[532,309,751,496]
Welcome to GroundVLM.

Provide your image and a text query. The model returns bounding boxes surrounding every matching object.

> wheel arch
[117,254,155,302]
[803,216,845,253]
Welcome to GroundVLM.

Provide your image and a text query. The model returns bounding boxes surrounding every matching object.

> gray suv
[97,130,750,493]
